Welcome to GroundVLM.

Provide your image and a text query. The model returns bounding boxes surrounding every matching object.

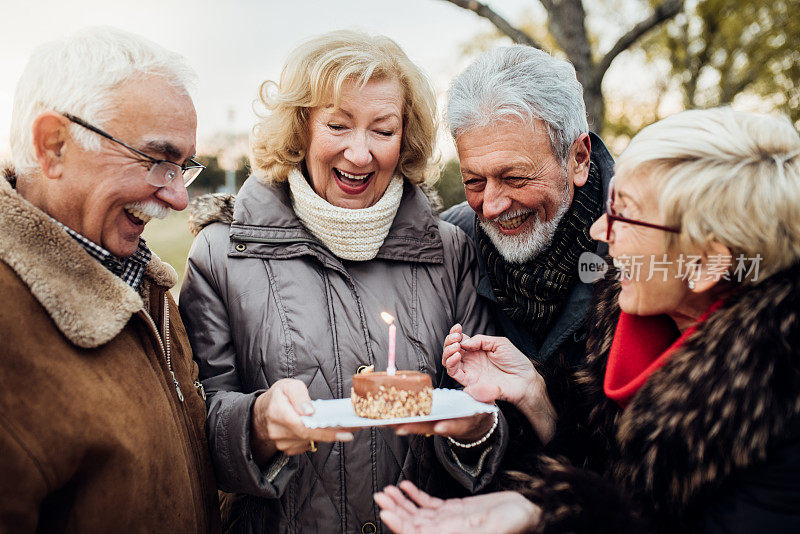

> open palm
[375,481,539,534]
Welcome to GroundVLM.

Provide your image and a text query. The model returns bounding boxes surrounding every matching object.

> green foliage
[190,154,251,196]
[453,0,799,144]
[645,0,800,123]
[434,159,467,211]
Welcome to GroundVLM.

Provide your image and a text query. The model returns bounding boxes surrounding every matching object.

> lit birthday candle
[380,312,396,376]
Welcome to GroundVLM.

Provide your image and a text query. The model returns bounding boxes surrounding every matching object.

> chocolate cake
[351,367,433,419]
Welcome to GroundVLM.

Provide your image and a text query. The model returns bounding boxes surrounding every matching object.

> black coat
[504,262,800,533]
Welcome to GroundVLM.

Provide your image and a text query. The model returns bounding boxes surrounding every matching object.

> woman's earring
[688,280,696,290]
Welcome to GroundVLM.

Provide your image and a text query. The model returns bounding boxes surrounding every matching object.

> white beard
[479,180,571,264]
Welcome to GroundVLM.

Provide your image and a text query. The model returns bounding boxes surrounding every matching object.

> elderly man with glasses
[0,27,220,532]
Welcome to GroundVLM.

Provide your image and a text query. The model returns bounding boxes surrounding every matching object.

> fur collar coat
[0,165,220,532]
[506,263,800,533]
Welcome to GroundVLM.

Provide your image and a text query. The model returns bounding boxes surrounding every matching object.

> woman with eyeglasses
[375,108,800,533]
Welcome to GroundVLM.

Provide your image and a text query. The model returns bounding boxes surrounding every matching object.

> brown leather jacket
[0,170,220,533]
[180,176,506,533]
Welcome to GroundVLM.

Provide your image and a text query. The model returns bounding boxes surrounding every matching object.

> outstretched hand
[374,481,540,534]
[441,324,537,407]
[441,325,557,443]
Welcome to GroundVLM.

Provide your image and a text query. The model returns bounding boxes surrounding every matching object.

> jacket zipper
[141,293,211,531]
[141,294,183,402]
[230,234,318,245]
[233,235,354,280]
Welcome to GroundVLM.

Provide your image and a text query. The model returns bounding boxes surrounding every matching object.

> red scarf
[604,301,723,408]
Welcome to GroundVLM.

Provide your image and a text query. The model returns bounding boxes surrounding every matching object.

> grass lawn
[142,210,195,298]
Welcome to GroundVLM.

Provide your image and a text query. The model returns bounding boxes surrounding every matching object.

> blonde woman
[377,108,800,533]
[180,31,504,532]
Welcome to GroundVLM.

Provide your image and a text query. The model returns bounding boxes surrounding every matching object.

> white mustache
[124,200,169,220]
[490,209,534,223]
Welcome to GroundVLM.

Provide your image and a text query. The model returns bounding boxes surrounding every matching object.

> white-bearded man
[440,46,614,456]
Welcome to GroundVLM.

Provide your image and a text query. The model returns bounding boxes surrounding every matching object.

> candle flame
[380,312,394,325]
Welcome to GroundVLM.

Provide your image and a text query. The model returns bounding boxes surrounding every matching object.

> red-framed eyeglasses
[605,180,680,240]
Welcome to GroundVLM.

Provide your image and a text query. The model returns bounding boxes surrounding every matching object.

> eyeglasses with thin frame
[605,180,680,240]
[62,113,205,187]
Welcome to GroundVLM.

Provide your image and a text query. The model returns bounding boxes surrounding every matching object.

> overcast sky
[0,0,543,158]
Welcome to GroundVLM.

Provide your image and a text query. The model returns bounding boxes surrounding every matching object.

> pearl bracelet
[447,410,499,449]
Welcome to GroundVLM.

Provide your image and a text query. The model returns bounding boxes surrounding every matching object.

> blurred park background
[2,0,798,291]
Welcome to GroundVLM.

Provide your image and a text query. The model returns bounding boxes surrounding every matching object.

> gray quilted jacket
[179,176,506,533]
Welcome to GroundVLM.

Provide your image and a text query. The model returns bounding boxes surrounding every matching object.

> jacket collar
[225,174,444,264]
[0,168,177,348]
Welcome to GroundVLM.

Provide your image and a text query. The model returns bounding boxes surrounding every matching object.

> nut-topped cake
[351,366,433,419]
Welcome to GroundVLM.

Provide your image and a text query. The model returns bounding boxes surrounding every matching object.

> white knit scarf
[288,168,404,261]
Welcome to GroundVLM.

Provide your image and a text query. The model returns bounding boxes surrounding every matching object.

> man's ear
[569,133,591,188]
[32,112,69,179]
[691,241,733,293]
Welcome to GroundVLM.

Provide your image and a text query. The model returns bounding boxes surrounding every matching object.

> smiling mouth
[333,168,374,193]
[124,207,151,226]
[494,212,532,230]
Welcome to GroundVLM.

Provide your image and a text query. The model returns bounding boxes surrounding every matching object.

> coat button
[235,243,247,252]
[361,521,377,534]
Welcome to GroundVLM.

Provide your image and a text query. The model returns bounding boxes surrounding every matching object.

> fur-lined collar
[187,175,446,265]
[0,165,177,348]
[188,192,235,236]
[580,263,800,521]
[186,174,444,238]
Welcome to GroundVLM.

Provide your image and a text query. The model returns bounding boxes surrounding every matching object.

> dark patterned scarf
[478,162,604,343]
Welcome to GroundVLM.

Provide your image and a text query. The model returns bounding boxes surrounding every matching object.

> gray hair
[446,45,588,166]
[10,26,197,176]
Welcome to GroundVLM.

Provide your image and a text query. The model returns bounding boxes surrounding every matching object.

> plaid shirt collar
[54,220,151,291]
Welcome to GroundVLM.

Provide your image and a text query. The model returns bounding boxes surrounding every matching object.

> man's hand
[442,324,556,443]
[374,481,541,534]
[442,324,536,406]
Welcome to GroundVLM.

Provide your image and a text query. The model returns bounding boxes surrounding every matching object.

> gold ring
[309,440,317,452]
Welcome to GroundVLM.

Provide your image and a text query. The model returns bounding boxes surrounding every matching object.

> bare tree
[441,0,684,131]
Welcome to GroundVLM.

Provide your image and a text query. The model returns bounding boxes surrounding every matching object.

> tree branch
[592,0,684,86]
[721,63,761,104]
[441,0,543,49]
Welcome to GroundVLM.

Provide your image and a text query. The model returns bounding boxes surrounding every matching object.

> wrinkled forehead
[109,76,197,157]
[457,116,556,166]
